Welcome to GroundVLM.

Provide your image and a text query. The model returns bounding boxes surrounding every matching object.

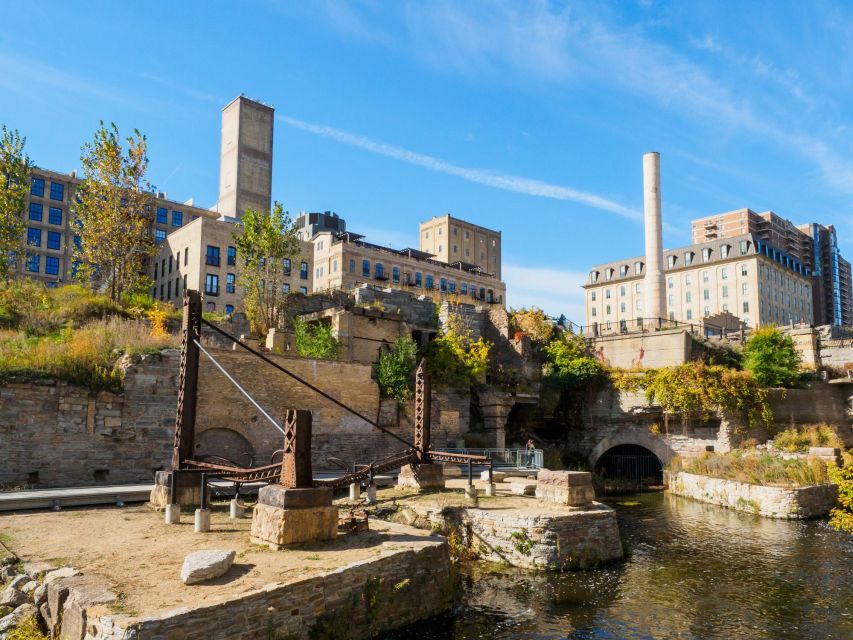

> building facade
[310,230,506,305]
[150,217,314,314]
[18,167,218,286]
[419,214,502,280]
[584,234,813,329]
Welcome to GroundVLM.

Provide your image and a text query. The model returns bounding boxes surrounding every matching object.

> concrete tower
[218,96,274,219]
[643,152,666,320]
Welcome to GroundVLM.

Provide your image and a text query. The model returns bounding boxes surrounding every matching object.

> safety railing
[435,448,543,469]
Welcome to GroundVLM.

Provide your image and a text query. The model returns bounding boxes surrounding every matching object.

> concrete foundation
[164,503,181,524]
[535,470,596,506]
[229,499,245,519]
[350,482,361,500]
[250,484,338,548]
[397,463,445,490]
[149,470,209,511]
[194,508,211,533]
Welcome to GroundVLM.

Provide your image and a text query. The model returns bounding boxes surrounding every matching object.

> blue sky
[2,1,852,320]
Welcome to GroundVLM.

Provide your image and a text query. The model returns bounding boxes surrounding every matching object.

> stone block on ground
[43,566,80,585]
[398,463,445,490]
[0,603,37,634]
[251,503,339,548]
[510,481,537,496]
[535,469,595,506]
[149,470,208,511]
[481,470,506,482]
[0,576,28,608]
[181,550,237,585]
[443,465,463,478]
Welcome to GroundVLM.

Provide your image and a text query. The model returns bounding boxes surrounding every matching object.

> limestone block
[0,576,28,607]
[44,567,81,585]
[33,584,47,607]
[57,575,117,640]
[481,470,506,482]
[180,550,236,585]
[251,503,338,548]
[257,485,332,509]
[21,580,37,595]
[398,463,445,489]
[510,482,537,496]
[535,470,595,506]
[0,603,37,634]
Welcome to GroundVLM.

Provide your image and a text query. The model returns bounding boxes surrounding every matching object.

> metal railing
[436,448,543,469]
[566,317,741,340]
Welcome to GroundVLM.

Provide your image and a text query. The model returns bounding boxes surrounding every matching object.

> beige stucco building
[584,233,813,330]
[18,167,218,286]
[150,217,313,314]
[419,214,501,280]
[310,229,506,305]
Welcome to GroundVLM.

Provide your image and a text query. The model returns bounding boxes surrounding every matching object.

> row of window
[592,301,751,319]
[22,253,61,276]
[30,178,65,202]
[155,207,184,227]
[28,203,64,225]
[344,258,492,298]
[26,228,62,250]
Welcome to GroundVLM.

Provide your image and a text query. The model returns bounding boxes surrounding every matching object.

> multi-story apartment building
[150,217,313,314]
[17,167,218,286]
[690,208,852,326]
[311,228,506,305]
[584,233,813,329]
[419,214,502,280]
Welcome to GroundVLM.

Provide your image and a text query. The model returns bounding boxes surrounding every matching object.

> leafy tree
[829,458,853,534]
[426,313,491,386]
[742,327,801,388]
[543,331,605,388]
[72,122,154,302]
[510,307,555,344]
[0,126,30,281]
[235,203,302,335]
[293,317,339,359]
[376,336,418,402]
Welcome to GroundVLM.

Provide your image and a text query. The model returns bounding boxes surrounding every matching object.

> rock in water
[180,550,236,585]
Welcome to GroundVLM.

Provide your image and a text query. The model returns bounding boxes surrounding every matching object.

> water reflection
[382,492,853,640]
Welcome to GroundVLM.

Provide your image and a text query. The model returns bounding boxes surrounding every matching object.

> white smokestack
[643,152,666,321]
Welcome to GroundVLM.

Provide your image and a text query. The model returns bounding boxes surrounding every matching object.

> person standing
[526,439,536,467]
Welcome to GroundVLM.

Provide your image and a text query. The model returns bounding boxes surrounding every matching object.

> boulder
[32,584,47,607]
[510,482,537,496]
[481,470,506,482]
[20,581,37,595]
[43,567,80,585]
[0,576,28,608]
[0,602,37,635]
[0,567,17,583]
[180,549,236,585]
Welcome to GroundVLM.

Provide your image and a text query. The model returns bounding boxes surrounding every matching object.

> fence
[436,448,543,469]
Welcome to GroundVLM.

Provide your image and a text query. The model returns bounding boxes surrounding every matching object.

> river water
[383,492,853,640]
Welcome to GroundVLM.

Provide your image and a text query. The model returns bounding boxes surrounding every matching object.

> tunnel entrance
[594,444,663,493]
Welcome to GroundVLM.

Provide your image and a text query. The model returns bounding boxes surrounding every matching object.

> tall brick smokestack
[643,152,666,321]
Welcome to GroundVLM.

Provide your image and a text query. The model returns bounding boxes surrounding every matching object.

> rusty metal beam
[413,359,431,463]
[281,409,313,488]
[172,289,202,469]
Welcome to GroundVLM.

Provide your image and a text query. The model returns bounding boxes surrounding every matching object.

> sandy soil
[0,503,440,617]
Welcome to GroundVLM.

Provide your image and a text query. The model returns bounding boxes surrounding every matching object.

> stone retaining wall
[666,471,839,519]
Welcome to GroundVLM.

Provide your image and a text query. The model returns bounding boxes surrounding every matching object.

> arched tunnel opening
[594,444,663,493]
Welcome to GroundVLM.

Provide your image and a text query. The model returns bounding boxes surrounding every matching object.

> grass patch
[5,615,49,640]
[771,424,844,453]
[670,450,831,487]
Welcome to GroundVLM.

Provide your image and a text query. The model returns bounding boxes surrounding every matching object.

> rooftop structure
[419,214,502,280]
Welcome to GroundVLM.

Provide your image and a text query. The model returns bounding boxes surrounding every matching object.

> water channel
[383,492,853,639]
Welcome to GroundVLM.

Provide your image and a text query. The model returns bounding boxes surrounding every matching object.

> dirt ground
[0,501,441,618]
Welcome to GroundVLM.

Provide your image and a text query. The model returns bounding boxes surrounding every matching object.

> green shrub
[376,336,418,402]
[829,458,853,534]
[670,451,830,487]
[293,318,339,360]
[743,327,801,387]
[425,316,491,387]
[6,614,49,640]
[771,424,844,453]
[509,307,555,344]
[543,332,605,388]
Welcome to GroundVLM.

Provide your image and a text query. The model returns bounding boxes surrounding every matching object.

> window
[440,278,447,292]
[703,289,710,300]
[348,259,355,273]
[722,285,729,298]
[48,207,62,225]
[282,283,290,293]
[721,245,730,259]
[415,272,422,287]
[590,271,599,284]
[332,259,338,273]
[739,240,748,255]
[449,280,456,293]
[605,268,613,281]
[280,257,291,275]
[49,182,64,201]
[225,304,234,315]
[171,211,182,227]
[685,274,692,286]
[606,305,612,315]
[26,253,39,273]
[175,277,180,297]
[156,207,167,224]
[184,247,189,266]
[636,300,642,311]
[300,261,308,279]
[362,259,370,277]
[635,283,641,294]
[667,255,676,268]
[205,274,219,296]
[26,227,41,247]
[168,255,173,274]
[684,251,694,266]
[686,291,692,302]
[426,275,434,289]
[634,261,643,275]
[721,267,728,280]
[299,286,308,294]
[702,247,712,262]
[155,229,166,244]
[592,308,597,317]
[317,240,324,251]
[620,302,626,312]
[31,177,45,197]
[591,291,597,301]
[668,294,674,305]
[742,283,749,294]
[704,306,710,317]
[686,309,693,320]
[668,277,674,289]
[154,263,158,280]
[205,245,220,266]
[461,283,468,295]
[392,266,400,283]
[606,289,611,299]
[226,273,236,293]
[29,203,43,221]
[453,245,457,254]
[620,286,626,297]
[375,262,384,279]
[702,270,709,283]
[167,281,172,299]
[438,244,442,253]
[743,302,749,313]
[45,256,59,276]
[722,304,729,312]
[47,231,61,250]
[619,265,628,277]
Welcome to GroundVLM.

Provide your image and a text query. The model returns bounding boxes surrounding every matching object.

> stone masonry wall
[0,352,179,489]
[666,471,839,519]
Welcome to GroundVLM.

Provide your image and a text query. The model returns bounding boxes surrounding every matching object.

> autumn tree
[0,126,30,281]
[235,203,302,335]
[72,122,153,302]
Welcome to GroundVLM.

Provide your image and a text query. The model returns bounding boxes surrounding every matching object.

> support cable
[200,319,416,450]
[193,338,284,435]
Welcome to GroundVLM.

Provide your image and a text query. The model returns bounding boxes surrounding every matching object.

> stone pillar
[535,470,595,506]
[478,390,516,449]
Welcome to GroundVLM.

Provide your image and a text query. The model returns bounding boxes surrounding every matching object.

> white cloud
[502,264,586,322]
[277,114,640,220]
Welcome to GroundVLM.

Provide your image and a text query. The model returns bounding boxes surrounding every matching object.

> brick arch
[588,432,675,469]
[194,427,255,466]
